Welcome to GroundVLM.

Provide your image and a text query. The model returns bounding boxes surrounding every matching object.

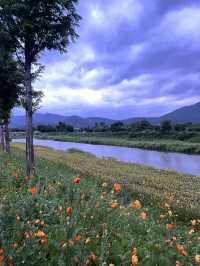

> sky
[16,0,200,119]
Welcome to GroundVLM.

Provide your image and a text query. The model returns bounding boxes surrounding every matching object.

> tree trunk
[4,121,10,153]
[0,125,5,151]
[25,58,34,176]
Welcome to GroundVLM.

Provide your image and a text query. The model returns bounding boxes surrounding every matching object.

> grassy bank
[36,134,200,155]
[1,146,200,265]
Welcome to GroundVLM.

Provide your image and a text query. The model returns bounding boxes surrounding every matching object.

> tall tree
[0,32,22,153]
[0,0,81,175]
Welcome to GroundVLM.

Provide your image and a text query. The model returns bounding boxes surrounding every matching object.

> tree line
[0,0,81,175]
[82,120,200,141]
[34,119,200,141]
[37,122,74,133]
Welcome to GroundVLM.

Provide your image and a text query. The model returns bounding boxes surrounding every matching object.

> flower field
[0,146,200,265]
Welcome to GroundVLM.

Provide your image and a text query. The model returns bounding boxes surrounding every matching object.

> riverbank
[1,146,200,265]
[36,134,200,155]
[13,143,200,215]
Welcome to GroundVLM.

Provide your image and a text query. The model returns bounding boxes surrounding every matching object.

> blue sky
[16,0,200,119]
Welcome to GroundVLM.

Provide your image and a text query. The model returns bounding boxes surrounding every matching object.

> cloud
[25,0,200,119]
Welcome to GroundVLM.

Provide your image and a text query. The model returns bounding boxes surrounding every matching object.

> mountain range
[11,101,200,128]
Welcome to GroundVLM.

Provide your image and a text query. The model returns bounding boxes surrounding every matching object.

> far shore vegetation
[12,119,200,154]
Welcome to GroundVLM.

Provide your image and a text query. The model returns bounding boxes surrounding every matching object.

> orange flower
[28,186,37,195]
[176,243,188,257]
[66,207,73,216]
[113,183,121,193]
[131,200,142,209]
[35,230,46,238]
[140,211,147,221]
[176,260,181,266]
[111,201,119,209]
[195,255,200,264]
[166,223,174,231]
[40,238,48,245]
[0,255,5,263]
[131,254,139,265]
[73,177,81,184]
[74,234,81,241]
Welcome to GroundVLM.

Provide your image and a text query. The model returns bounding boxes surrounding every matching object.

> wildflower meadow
[0,146,200,265]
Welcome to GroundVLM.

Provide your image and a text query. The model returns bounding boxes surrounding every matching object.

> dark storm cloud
[33,0,200,118]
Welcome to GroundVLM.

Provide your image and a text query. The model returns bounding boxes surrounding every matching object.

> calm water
[13,138,200,176]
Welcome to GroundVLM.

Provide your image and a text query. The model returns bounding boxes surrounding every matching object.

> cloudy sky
[17,0,200,119]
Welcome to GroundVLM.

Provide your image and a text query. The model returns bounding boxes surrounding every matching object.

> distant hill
[159,101,200,124]
[123,102,200,125]
[11,101,200,128]
[10,113,116,128]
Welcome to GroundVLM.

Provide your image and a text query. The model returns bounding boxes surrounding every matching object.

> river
[13,138,200,176]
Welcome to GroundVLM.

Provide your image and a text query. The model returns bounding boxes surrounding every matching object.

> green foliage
[0,29,22,123]
[161,120,172,133]
[0,0,81,62]
[110,122,125,132]
[37,122,74,133]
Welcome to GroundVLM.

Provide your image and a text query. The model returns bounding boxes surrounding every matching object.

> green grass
[1,146,200,265]
[36,134,200,155]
